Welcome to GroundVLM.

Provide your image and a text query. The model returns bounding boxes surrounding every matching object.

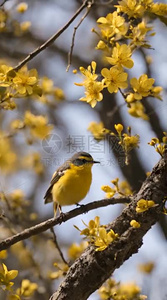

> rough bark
[50,153,167,300]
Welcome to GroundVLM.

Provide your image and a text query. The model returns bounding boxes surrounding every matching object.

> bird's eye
[82,159,87,163]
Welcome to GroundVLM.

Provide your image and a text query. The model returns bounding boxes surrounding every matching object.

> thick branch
[0,197,129,251]
[50,154,167,300]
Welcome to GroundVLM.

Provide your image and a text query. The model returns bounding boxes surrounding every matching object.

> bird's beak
[93,160,100,164]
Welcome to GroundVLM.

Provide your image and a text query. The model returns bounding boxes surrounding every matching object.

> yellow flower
[13,66,38,96]
[53,87,65,100]
[0,133,16,173]
[138,261,155,274]
[80,216,100,237]
[106,43,134,69]
[75,61,98,86]
[150,86,163,100]
[95,228,118,251]
[0,250,7,260]
[101,185,116,198]
[0,64,14,87]
[11,242,32,268]
[130,74,154,99]
[0,263,18,291]
[136,199,155,213]
[115,0,145,18]
[119,180,133,196]
[130,220,141,228]
[24,111,53,139]
[24,152,44,175]
[123,134,140,152]
[96,40,109,51]
[16,279,38,297]
[148,137,159,146]
[119,281,142,298]
[150,3,167,16]
[75,61,104,108]
[129,21,154,49]
[99,278,147,300]
[98,278,116,299]
[10,119,24,130]
[148,134,167,156]
[49,262,69,280]
[79,80,104,108]
[8,294,21,300]
[114,123,123,134]
[101,66,128,93]
[16,2,28,13]
[0,10,7,31]
[20,21,31,32]
[68,242,88,260]
[128,102,149,120]
[88,121,108,140]
[10,189,28,210]
[97,11,128,39]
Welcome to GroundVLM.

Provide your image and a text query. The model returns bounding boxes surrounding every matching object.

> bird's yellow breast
[52,163,92,206]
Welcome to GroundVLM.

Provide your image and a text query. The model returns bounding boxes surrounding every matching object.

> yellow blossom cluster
[148,133,167,156]
[6,190,29,216]
[126,74,162,103]
[0,64,41,109]
[49,262,69,280]
[0,132,17,173]
[74,1,165,118]
[0,63,65,110]
[11,111,53,140]
[97,11,128,41]
[38,76,65,104]
[0,263,18,291]
[128,21,154,49]
[99,278,147,300]
[112,124,140,164]
[136,199,155,213]
[75,216,118,251]
[75,61,105,108]
[88,122,140,165]
[48,241,88,280]
[128,102,149,120]
[87,121,110,141]
[16,279,38,298]
[101,177,133,198]
[0,4,31,36]
[23,152,44,175]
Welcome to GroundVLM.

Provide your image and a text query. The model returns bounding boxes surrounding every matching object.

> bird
[44,152,100,215]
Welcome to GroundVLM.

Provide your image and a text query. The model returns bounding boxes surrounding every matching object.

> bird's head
[70,152,100,167]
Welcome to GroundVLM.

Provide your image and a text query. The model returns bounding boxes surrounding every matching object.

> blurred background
[0,0,167,299]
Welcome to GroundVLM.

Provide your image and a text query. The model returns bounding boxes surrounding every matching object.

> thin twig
[0,0,9,7]
[50,227,69,266]
[66,4,92,72]
[13,0,94,71]
[119,88,127,100]
[0,196,130,251]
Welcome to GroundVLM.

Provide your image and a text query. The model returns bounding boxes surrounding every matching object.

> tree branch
[13,0,94,71]
[50,154,167,300]
[0,197,129,251]
[66,3,92,72]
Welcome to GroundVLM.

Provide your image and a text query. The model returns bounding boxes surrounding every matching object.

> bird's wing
[44,161,70,204]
